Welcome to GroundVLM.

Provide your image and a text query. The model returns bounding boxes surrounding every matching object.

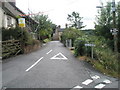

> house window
[7,16,12,26]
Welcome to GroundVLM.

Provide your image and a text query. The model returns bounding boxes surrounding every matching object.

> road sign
[85,44,95,59]
[85,44,95,47]
[18,18,25,27]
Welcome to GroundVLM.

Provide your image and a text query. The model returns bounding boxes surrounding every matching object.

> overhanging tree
[34,14,56,41]
[95,2,120,52]
[95,2,114,50]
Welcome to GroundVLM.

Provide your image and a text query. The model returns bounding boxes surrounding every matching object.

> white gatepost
[85,44,95,59]
[66,40,68,47]
[69,39,72,48]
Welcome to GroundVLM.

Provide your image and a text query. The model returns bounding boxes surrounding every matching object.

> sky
[16,0,120,29]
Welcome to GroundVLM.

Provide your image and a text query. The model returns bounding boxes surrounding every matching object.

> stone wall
[24,43,41,54]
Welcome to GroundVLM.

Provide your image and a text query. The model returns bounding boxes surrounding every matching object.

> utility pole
[112,0,118,53]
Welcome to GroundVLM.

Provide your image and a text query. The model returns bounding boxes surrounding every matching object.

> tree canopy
[67,11,85,29]
[34,14,56,40]
[95,2,120,52]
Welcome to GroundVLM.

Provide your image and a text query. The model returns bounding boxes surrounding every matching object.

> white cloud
[16,0,120,29]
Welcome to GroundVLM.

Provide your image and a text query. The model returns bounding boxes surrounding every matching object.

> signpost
[85,44,95,59]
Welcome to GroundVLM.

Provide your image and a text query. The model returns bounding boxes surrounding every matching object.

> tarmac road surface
[2,41,119,89]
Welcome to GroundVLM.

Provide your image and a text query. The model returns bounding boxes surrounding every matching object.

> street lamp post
[96,0,118,53]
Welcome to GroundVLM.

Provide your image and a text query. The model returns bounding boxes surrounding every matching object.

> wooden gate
[2,40,22,59]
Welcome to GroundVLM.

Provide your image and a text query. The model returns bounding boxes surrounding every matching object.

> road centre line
[25,57,44,72]
[46,49,52,54]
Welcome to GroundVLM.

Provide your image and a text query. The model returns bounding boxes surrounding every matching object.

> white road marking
[46,50,52,54]
[82,79,93,85]
[73,85,83,88]
[50,53,68,60]
[25,57,44,72]
[91,75,100,80]
[0,57,2,60]
[103,79,112,84]
[43,44,46,46]
[94,83,106,89]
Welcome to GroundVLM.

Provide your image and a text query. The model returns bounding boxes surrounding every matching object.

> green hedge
[2,27,41,56]
[74,38,86,56]
[74,35,119,76]
[2,27,34,46]
[2,27,22,41]
[61,28,82,46]
[74,36,93,57]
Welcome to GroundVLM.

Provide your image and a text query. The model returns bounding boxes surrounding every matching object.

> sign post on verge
[18,18,26,53]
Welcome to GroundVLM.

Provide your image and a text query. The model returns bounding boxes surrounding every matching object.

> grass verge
[83,57,119,78]
[70,49,119,78]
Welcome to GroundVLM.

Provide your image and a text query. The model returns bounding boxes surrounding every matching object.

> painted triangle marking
[50,53,68,60]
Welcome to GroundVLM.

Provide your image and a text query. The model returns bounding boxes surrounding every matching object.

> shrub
[43,38,51,43]
[2,27,35,45]
[22,30,33,46]
[61,28,82,46]
[94,46,119,72]
[74,38,86,56]
[74,35,94,57]
[74,35,119,77]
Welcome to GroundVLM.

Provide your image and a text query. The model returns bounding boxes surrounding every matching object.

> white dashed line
[26,57,44,72]
[72,75,112,89]
[91,75,100,80]
[82,79,93,85]
[46,50,52,54]
[103,79,112,84]
[94,83,106,89]
[73,85,83,89]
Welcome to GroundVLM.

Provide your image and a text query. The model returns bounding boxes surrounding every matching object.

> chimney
[65,23,68,28]
[58,25,61,28]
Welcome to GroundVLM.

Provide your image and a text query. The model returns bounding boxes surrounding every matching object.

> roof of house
[2,2,38,25]
[8,2,25,15]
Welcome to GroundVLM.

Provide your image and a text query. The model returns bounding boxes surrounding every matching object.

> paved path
[2,41,119,89]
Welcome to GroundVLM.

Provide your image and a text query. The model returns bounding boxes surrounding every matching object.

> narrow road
[2,41,119,89]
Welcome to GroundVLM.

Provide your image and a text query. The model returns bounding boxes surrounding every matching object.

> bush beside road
[61,27,120,78]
